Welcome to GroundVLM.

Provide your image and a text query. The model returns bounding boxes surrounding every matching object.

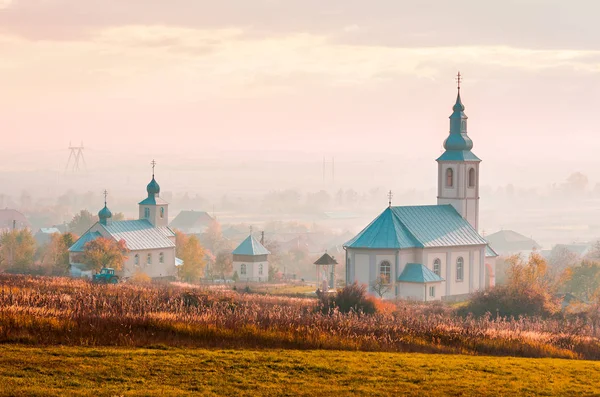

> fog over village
[1,1,600,395]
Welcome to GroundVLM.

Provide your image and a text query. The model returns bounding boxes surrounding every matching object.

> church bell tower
[138,160,169,227]
[436,73,481,231]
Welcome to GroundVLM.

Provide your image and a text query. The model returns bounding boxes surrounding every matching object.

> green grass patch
[1,346,599,396]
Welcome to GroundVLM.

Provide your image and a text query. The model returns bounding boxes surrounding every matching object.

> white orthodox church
[344,78,497,301]
[69,165,179,280]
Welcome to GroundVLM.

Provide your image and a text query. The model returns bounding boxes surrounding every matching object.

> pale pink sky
[1,0,600,188]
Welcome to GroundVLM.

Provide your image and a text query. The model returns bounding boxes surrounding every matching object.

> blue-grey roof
[39,227,61,234]
[69,231,102,252]
[344,205,487,249]
[486,245,499,257]
[398,263,444,283]
[101,220,175,250]
[138,196,169,206]
[436,150,481,162]
[232,235,270,256]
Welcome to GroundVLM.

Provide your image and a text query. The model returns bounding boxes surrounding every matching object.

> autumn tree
[370,274,391,298]
[0,229,36,272]
[82,237,129,272]
[178,235,207,282]
[213,251,233,280]
[203,219,230,253]
[68,210,97,236]
[41,232,77,275]
[561,261,600,301]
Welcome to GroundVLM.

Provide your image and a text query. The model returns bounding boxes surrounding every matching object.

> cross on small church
[151,159,157,176]
[103,189,108,205]
[456,71,462,90]
[387,190,393,208]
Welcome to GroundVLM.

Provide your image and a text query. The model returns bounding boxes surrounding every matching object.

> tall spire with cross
[98,188,112,225]
[151,159,157,178]
[103,189,108,206]
[387,190,393,208]
[456,71,462,91]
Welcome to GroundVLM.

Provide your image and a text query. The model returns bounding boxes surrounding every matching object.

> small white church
[69,164,179,280]
[344,77,497,301]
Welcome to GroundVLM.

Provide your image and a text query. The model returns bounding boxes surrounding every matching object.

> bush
[317,282,377,315]
[459,285,561,318]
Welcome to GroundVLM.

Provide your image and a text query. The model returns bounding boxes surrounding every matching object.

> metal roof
[398,263,444,283]
[232,235,270,256]
[101,220,175,251]
[69,231,102,252]
[486,245,499,257]
[344,205,487,250]
[169,210,214,231]
[436,150,481,162]
[138,196,169,206]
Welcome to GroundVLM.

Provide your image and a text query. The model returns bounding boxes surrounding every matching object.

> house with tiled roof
[169,210,214,234]
[69,164,179,279]
[344,76,497,301]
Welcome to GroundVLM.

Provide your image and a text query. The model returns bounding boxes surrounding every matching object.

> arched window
[468,168,476,188]
[159,252,164,264]
[433,258,441,276]
[144,207,150,218]
[147,253,152,265]
[258,263,263,275]
[160,207,165,219]
[456,257,464,282]
[446,168,454,187]
[380,260,391,283]
[134,254,139,266]
[240,264,247,275]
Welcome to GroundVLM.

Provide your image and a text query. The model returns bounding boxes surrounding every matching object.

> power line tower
[65,141,87,174]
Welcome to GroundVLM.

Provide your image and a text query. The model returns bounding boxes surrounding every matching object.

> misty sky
[1,0,600,189]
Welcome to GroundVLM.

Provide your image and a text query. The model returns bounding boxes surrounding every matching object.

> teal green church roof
[437,88,481,162]
[398,263,444,283]
[232,235,270,256]
[344,205,488,249]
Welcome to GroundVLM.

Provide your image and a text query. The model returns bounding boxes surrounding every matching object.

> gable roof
[101,220,175,251]
[69,231,102,252]
[344,205,487,250]
[485,230,541,254]
[398,263,444,283]
[232,235,270,256]
[169,210,214,231]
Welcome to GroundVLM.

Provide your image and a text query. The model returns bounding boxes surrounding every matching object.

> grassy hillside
[1,346,599,396]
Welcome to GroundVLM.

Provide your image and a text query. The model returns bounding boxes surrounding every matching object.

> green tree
[82,237,129,272]
[0,229,36,272]
[68,210,97,236]
[178,235,207,282]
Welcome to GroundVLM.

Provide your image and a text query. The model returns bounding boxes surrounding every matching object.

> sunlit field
[1,275,599,359]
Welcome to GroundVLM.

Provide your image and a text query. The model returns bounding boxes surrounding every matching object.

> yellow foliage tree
[178,235,207,282]
[82,237,129,272]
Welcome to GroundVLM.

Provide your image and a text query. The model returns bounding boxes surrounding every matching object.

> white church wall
[425,283,442,301]
[354,253,370,286]
[234,260,268,282]
[398,282,424,301]
[123,247,177,279]
[473,250,481,290]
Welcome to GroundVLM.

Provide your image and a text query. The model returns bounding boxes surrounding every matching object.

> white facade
[345,245,493,301]
[437,161,480,231]
[233,257,268,282]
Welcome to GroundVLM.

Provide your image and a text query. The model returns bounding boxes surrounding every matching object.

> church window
[134,254,139,266]
[144,207,150,218]
[456,257,464,282]
[429,286,435,298]
[159,252,164,264]
[240,264,247,275]
[379,261,391,283]
[468,168,476,188]
[446,168,454,187]
[147,253,152,265]
[160,207,165,219]
[258,264,263,275]
[433,259,441,276]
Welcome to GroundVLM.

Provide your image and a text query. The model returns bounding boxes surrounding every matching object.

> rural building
[0,209,30,232]
[68,165,180,280]
[232,234,270,282]
[344,78,497,301]
[169,210,214,234]
[485,230,541,257]
[34,227,61,246]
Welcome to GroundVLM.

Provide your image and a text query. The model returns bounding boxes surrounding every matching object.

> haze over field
[1,0,600,247]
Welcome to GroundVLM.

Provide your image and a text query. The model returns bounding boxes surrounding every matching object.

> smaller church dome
[453,93,465,112]
[147,177,160,195]
[444,133,473,151]
[98,205,112,220]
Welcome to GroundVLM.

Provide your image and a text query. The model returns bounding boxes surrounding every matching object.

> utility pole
[65,141,87,174]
